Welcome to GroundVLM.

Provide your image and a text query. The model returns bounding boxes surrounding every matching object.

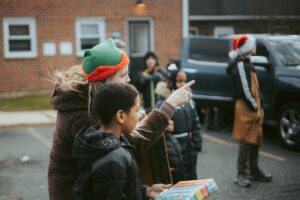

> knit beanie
[228,35,256,59]
[82,38,129,82]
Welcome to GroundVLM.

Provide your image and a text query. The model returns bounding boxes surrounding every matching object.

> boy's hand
[147,183,172,198]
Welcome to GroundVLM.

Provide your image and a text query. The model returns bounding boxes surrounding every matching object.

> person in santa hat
[226,35,273,188]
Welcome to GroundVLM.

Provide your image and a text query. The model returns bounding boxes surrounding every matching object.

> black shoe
[249,170,273,182]
[234,174,251,188]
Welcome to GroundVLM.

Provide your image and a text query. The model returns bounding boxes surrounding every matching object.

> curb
[0,110,57,128]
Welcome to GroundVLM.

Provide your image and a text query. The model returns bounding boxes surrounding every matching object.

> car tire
[277,103,300,149]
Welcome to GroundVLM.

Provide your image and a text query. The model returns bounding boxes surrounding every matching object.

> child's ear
[116,110,127,124]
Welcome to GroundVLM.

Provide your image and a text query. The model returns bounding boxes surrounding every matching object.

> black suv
[181,35,300,148]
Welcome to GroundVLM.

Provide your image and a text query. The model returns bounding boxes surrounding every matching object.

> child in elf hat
[227,34,273,188]
[156,64,202,181]
[48,38,194,199]
[136,52,168,111]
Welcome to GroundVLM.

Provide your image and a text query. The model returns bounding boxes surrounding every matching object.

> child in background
[164,119,185,183]
[156,64,202,180]
[136,52,168,111]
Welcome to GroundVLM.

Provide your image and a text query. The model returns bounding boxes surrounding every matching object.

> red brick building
[0,0,189,96]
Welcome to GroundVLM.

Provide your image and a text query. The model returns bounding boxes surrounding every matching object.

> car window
[189,38,230,63]
[269,39,300,67]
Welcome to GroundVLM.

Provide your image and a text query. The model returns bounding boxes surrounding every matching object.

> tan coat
[232,71,264,145]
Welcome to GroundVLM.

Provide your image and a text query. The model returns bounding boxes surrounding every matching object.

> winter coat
[165,133,185,183]
[72,126,147,200]
[48,85,173,200]
[48,86,90,200]
[155,82,202,180]
[136,67,167,109]
[227,58,264,145]
[227,58,259,112]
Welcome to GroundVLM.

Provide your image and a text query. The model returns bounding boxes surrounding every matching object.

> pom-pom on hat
[229,35,256,59]
[82,38,129,82]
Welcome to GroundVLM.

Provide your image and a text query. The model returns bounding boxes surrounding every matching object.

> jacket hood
[50,85,88,111]
[155,81,172,99]
[72,125,129,169]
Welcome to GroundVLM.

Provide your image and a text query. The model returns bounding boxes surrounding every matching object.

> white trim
[238,35,256,55]
[237,62,258,110]
[173,132,188,138]
[193,94,234,101]
[75,17,106,57]
[188,59,227,68]
[182,0,189,38]
[182,68,197,74]
[125,18,155,57]
[3,17,37,59]
[189,15,300,21]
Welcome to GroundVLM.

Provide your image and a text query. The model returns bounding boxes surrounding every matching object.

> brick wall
[0,0,182,95]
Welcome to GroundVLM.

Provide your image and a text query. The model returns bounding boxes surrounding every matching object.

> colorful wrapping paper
[155,179,218,200]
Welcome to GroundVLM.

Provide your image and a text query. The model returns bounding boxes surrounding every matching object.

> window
[3,18,37,58]
[189,38,230,63]
[189,27,199,36]
[75,18,105,57]
[128,20,153,57]
[214,26,234,37]
[269,39,300,67]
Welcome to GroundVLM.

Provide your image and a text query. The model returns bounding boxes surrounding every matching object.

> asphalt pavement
[0,126,299,200]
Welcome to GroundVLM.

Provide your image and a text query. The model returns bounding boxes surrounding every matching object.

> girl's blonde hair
[50,65,113,120]
[50,65,146,139]
[50,65,88,94]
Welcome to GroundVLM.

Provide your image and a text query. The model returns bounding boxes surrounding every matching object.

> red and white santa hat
[229,35,256,59]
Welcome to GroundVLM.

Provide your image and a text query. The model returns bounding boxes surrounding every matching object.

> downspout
[182,0,189,38]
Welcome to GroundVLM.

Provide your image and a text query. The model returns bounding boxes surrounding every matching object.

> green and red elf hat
[82,38,129,82]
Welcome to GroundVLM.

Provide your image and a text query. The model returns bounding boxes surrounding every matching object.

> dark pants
[177,137,198,180]
[237,142,260,175]
[203,107,223,131]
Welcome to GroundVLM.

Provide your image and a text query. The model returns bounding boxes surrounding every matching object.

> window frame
[75,17,106,57]
[3,17,37,59]
[126,18,155,57]
[188,38,230,66]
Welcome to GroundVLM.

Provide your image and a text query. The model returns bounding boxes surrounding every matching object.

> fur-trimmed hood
[155,81,172,99]
[50,85,88,111]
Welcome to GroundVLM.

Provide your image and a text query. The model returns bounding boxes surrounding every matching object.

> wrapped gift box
[155,179,218,200]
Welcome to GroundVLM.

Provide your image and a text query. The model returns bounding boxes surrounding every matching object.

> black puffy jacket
[72,125,147,200]
[226,57,260,111]
[165,133,185,183]
[155,82,202,180]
